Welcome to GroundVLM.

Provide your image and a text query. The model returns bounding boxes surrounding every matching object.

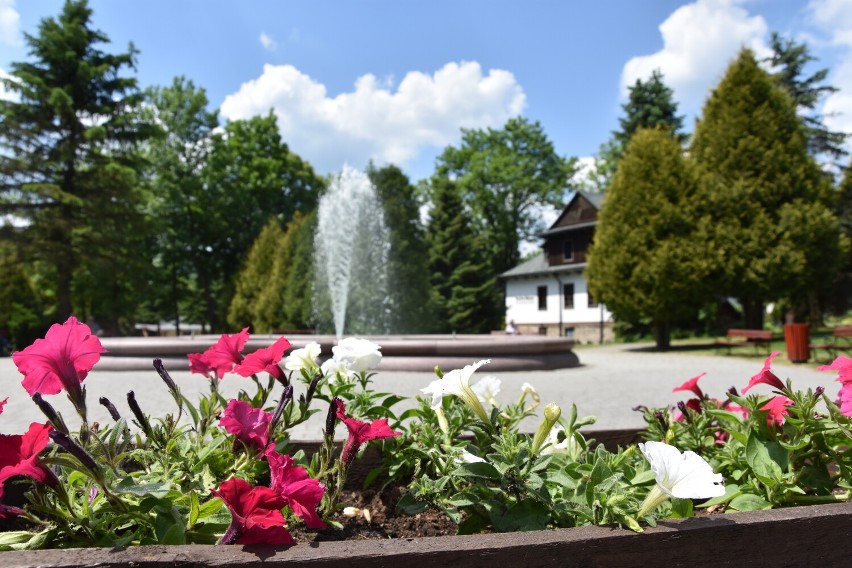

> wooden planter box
[4,430,852,567]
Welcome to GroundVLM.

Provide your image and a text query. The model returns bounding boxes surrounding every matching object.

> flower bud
[325,398,341,439]
[269,385,294,432]
[306,371,322,402]
[531,403,562,455]
[49,430,101,477]
[815,386,825,399]
[99,397,122,421]
[153,359,179,396]
[32,393,69,435]
[127,391,152,437]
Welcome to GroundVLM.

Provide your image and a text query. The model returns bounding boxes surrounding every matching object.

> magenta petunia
[335,400,401,466]
[0,422,53,486]
[13,317,106,404]
[202,328,250,378]
[673,372,706,399]
[0,397,6,415]
[235,337,292,382]
[267,450,326,529]
[742,351,785,394]
[760,395,793,426]
[219,399,273,452]
[211,477,294,545]
[819,355,852,384]
[188,352,214,377]
[837,382,852,417]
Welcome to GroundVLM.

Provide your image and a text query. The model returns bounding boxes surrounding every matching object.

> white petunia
[421,359,491,422]
[471,375,501,406]
[637,441,725,517]
[321,357,355,384]
[331,337,382,372]
[281,341,322,373]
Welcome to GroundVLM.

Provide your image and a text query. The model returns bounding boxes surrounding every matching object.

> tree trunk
[743,299,765,329]
[654,319,671,351]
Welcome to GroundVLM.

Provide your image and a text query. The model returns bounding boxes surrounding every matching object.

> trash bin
[784,323,810,363]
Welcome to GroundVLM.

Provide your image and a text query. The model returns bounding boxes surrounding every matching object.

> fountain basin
[97,334,579,372]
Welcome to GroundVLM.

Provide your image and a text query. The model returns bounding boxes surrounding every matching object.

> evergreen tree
[368,163,432,332]
[587,70,686,192]
[690,48,844,328]
[278,211,316,331]
[427,177,500,333]
[766,32,848,163]
[587,128,708,350]
[435,117,574,276]
[227,217,284,331]
[0,0,155,324]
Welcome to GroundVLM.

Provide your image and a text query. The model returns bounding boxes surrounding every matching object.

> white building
[500,191,613,343]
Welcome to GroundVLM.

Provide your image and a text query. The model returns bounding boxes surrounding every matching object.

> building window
[588,290,599,308]
[537,285,547,311]
[563,240,574,261]
[563,283,574,309]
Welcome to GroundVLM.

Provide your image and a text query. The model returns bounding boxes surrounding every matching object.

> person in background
[505,319,518,335]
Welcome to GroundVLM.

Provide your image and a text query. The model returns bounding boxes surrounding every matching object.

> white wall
[504,272,611,327]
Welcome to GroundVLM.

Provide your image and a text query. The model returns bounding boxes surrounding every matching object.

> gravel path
[0,343,838,438]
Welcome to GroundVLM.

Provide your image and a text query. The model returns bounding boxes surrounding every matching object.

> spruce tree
[0,0,154,324]
[587,70,686,192]
[690,48,843,328]
[427,177,500,333]
[587,128,707,350]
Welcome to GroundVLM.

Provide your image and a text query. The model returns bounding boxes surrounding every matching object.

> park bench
[714,328,774,356]
[808,325,852,361]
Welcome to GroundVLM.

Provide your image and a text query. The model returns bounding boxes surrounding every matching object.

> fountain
[313,165,391,338]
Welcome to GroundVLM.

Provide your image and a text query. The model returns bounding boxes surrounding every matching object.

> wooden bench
[715,328,774,356]
[809,325,852,361]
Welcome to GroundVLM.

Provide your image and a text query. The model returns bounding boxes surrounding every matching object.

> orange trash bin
[784,323,810,363]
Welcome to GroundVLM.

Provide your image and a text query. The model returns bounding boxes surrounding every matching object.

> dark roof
[500,254,587,279]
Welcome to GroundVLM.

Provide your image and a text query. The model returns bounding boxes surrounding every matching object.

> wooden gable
[549,192,599,230]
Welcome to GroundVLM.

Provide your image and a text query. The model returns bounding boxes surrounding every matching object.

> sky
[2,0,852,184]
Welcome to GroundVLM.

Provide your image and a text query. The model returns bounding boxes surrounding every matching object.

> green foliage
[198,113,324,330]
[587,128,708,350]
[0,0,156,326]
[368,163,433,333]
[435,117,575,275]
[0,248,44,349]
[689,48,844,328]
[227,218,285,332]
[142,76,219,330]
[426,177,501,333]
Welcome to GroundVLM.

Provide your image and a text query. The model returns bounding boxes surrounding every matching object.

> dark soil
[289,486,459,542]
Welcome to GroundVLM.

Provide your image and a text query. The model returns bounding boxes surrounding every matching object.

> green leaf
[196,497,224,520]
[729,493,772,512]
[0,531,38,546]
[189,492,200,526]
[745,433,785,486]
[116,479,173,498]
[452,461,501,481]
[396,494,429,515]
[778,435,811,451]
[669,498,693,518]
[630,470,657,486]
[697,483,741,507]
[489,499,550,532]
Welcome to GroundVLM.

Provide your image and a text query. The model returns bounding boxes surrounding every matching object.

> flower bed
[2,501,851,567]
[2,319,852,562]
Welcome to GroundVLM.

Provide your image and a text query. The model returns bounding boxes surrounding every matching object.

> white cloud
[621,0,769,116]
[259,32,277,52]
[809,0,852,46]
[0,0,21,46]
[219,61,526,174]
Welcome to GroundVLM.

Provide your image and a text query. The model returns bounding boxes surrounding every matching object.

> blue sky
[2,0,852,183]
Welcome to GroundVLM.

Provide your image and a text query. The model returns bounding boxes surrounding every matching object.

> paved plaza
[0,342,838,439]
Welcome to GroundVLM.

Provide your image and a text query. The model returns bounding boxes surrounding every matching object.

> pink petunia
[266,450,326,529]
[211,477,294,545]
[818,355,852,385]
[837,382,852,417]
[234,337,292,382]
[0,422,53,486]
[190,328,250,379]
[673,372,706,399]
[761,395,793,426]
[0,397,6,415]
[742,351,785,394]
[13,317,106,409]
[219,399,273,452]
[335,400,401,466]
